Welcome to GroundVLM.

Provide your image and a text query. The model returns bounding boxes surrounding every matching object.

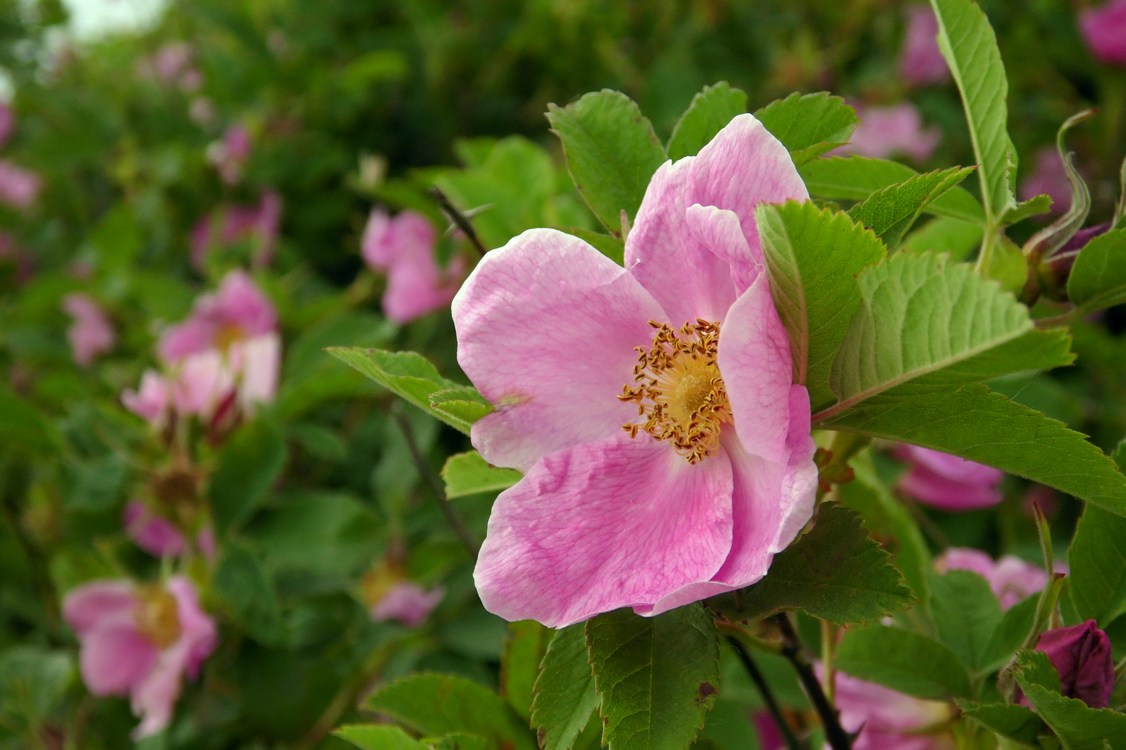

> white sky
[61,0,168,39]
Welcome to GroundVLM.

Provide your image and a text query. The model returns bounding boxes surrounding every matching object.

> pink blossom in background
[123,502,215,560]
[158,269,277,361]
[139,42,201,91]
[369,583,445,627]
[62,577,218,738]
[827,668,955,749]
[122,370,172,429]
[836,103,941,162]
[0,102,13,148]
[751,712,785,750]
[207,125,252,184]
[1033,620,1115,708]
[361,209,467,323]
[899,6,948,86]
[1079,0,1126,66]
[190,191,282,270]
[894,445,1004,511]
[0,160,41,208]
[62,294,115,366]
[454,114,818,627]
[936,548,1049,610]
[1020,147,1072,214]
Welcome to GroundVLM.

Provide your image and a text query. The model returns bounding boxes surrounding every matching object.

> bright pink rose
[63,577,217,738]
[62,293,115,366]
[190,191,282,270]
[1080,1,1126,66]
[829,668,955,749]
[0,102,13,148]
[0,160,41,208]
[453,114,818,627]
[895,445,1003,511]
[936,548,1049,611]
[370,583,445,627]
[207,125,252,184]
[836,103,941,162]
[899,6,948,86]
[1020,147,1072,214]
[123,502,215,560]
[361,209,467,323]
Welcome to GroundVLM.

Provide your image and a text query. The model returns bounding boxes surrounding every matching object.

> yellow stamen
[134,585,182,649]
[619,319,732,463]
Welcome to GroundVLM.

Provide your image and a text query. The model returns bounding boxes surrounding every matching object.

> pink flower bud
[1035,620,1115,708]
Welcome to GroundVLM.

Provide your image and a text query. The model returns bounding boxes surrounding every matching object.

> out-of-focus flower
[1080,1,1126,66]
[158,270,276,361]
[122,370,172,429]
[123,502,214,560]
[1034,620,1115,708]
[835,103,941,162]
[63,293,115,366]
[206,125,252,185]
[894,445,1003,511]
[0,161,41,209]
[63,577,218,738]
[936,548,1049,610]
[361,209,467,323]
[1020,147,1072,214]
[751,712,785,750]
[899,6,948,86]
[189,97,216,126]
[453,114,818,627]
[190,191,282,270]
[0,102,13,148]
[139,42,201,91]
[828,668,955,749]
[361,563,443,627]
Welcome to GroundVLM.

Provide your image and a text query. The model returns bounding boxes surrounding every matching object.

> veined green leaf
[902,216,984,260]
[1068,503,1126,625]
[532,625,600,750]
[335,725,427,750]
[848,167,975,248]
[957,702,1044,746]
[441,451,522,500]
[1015,651,1126,750]
[755,92,857,166]
[835,624,973,700]
[1067,229,1126,314]
[502,621,549,721]
[667,82,748,160]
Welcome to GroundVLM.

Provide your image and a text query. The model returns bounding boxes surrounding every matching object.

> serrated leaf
[586,606,719,750]
[1067,229,1126,314]
[428,387,493,434]
[930,0,1016,223]
[441,451,522,500]
[928,570,1003,674]
[847,167,975,247]
[722,503,913,626]
[1003,194,1054,224]
[667,82,748,160]
[1015,651,1126,750]
[958,702,1044,746]
[532,625,600,750]
[821,384,1126,518]
[502,620,549,722]
[835,625,973,700]
[368,674,536,750]
[335,724,427,750]
[1068,504,1126,625]
[327,347,479,435]
[757,202,886,411]
[547,90,667,236]
[902,216,984,260]
[211,417,287,534]
[754,92,857,166]
[799,156,984,223]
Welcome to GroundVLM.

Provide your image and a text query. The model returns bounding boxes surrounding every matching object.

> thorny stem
[390,405,480,556]
[725,635,804,750]
[429,186,488,258]
[773,614,852,750]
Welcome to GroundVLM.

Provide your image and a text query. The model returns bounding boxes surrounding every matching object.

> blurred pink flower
[63,577,217,738]
[894,445,1003,511]
[828,668,955,749]
[361,209,467,323]
[0,102,13,148]
[899,6,948,86]
[122,370,172,429]
[836,103,941,162]
[1020,147,1071,214]
[1034,620,1115,708]
[207,125,252,185]
[123,502,215,560]
[190,191,282,270]
[454,114,818,627]
[139,42,201,91]
[158,270,276,361]
[936,548,1049,610]
[1080,1,1126,66]
[62,293,115,366]
[0,161,41,208]
[370,583,445,627]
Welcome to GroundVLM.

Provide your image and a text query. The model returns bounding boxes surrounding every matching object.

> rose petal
[80,624,157,696]
[168,576,218,678]
[130,640,188,739]
[63,581,138,635]
[454,228,667,470]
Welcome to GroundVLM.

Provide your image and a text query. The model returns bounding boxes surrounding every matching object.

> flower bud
[1035,619,1115,708]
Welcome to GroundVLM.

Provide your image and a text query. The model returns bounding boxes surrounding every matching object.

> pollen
[619,319,733,463]
[134,585,182,649]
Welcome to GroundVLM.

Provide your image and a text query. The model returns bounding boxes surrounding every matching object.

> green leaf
[561,227,625,265]
[902,216,984,260]
[754,92,857,166]
[369,674,535,750]
[1015,651,1126,750]
[586,606,719,750]
[532,624,600,750]
[428,387,494,434]
[835,625,973,700]
[423,734,491,750]
[246,492,380,579]
[1067,229,1126,314]
[0,387,59,458]
[826,253,1074,413]
[847,167,975,248]
[441,451,523,500]
[958,702,1044,746]
[502,620,550,722]
[547,90,667,236]
[335,724,427,750]
[667,82,748,160]
[63,453,128,512]
[0,647,73,728]
[981,594,1038,673]
[821,384,1126,518]
[1068,504,1126,625]
[757,202,886,411]
[326,347,482,435]
[980,235,1029,296]
[213,544,286,646]
[929,0,1016,223]
[210,417,287,535]
[1003,194,1054,225]
[799,156,984,223]
[722,503,913,626]
[928,570,1003,674]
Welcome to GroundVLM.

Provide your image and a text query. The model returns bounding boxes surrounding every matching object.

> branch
[773,614,852,750]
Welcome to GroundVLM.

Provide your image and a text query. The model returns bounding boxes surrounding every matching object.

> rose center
[134,585,182,649]
[619,319,733,464]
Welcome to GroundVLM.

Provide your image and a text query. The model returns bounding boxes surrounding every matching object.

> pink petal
[158,316,217,362]
[370,583,445,627]
[231,332,281,409]
[837,104,941,163]
[474,434,734,628]
[362,209,435,269]
[172,349,234,418]
[63,581,138,636]
[684,204,760,292]
[1080,0,1126,66]
[899,6,949,86]
[0,160,41,209]
[80,624,158,696]
[130,641,188,739]
[122,370,171,428]
[124,502,188,558]
[453,228,666,471]
[168,576,218,677]
[382,249,461,323]
[63,293,115,366]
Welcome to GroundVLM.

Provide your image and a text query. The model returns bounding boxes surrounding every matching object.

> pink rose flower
[1034,620,1115,708]
[1020,147,1072,215]
[1080,1,1126,66]
[190,191,282,270]
[123,502,215,559]
[895,445,1003,511]
[361,209,467,323]
[936,548,1049,610]
[206,125,252,185]
[158,269,277,362]
[829,668,955,749]
[139,42,201,92]
[836,103,941,162]
[0,160,41,209]
[899,6,949,86]
[62,293,115,366]
[453,114,818,627]
[62,577,218,738]
[370,583,445,627]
